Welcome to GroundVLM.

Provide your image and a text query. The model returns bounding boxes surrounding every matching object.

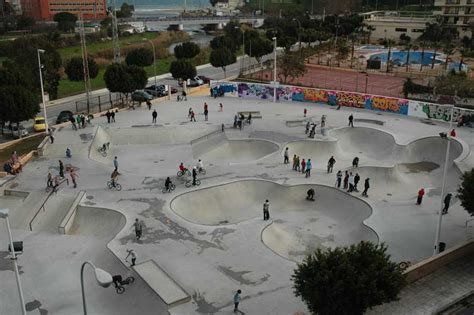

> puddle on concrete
[79,133,93,141]
[402,162,439,173]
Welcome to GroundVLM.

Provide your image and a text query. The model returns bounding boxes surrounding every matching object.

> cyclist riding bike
[165,177,172,191]
[111,169,119,187]
[179,162,187,173]
[102,142,109,152]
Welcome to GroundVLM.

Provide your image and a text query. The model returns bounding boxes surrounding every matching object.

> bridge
[119,15,264,30]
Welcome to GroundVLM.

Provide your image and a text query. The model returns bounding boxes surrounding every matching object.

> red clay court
[250,65,407,98]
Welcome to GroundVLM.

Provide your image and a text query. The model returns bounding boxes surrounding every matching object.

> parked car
[144,86,166,98]
[187,79,201,87]
[56,110,74,124]
[131,90,153,102]
[2,124,29,138]
[33,116,47,132]
[197,75,211,84]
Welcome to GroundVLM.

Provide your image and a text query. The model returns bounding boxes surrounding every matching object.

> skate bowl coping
[170,179,378,261]
[133,260,191,307]
[354,118,385,125]
[58,190,86,234]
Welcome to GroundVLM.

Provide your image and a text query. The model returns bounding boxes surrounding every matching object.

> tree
[209,47,236,78]
[443,43,455,71]
[245,32,274,65]
[210,36,239,53]
[16,15,35,30]
[0,86,40,134]
[116,2,134,18]
[53,12,77,32]
[385,39,396,73]
[366,25,375,43]
[224,20,242,42]
[169,60,196,81]
[65,57,99,81]
[458,169,474,217]
[125,47,154,67]
[174,42,200,60]
[277,51,307,83]
[404,43,413,72]
[104,63,147,101]
[336,44,350,67]
[431,41,441,69]
[292,241,406,315]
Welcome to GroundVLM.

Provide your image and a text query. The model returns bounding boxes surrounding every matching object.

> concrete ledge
[0,175,15,186]
[58,190,86,234]
[133,260,191,307]
[4,189,29,199]
[37,135,50,157]
[404,240,474,283]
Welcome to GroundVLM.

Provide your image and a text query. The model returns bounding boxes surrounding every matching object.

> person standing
[305,159,312,178]
[284,148,289,164]
[336,170,342,188]
[343,171,349,189]
[146,100,152,110]
[190,110,196,122]
[219,103,223,112]
[125,249,137,266]
[247,113,252,125]
[106,111,111,123]
[66,147,72,158]
[442,193,452,214]
[70,116,77,130]
[348,114,354,127]
[354,173,360,192]
[152,110,157,124]
[327,156,336,173]
[362,178,370,197]
[76,114,82,128]
[81,114,86,128]
[321,115,326,128]
[450,129,456,137]
[305,121,310,134]
[111,110,116,122]
[188,107,193,118]
[114,156,119,171]
[48,129,54,143]
[348,172,354,192]
[301,158,306,173]
[69,168,78,188]
[295,156,300,171]
[192,166,197,185]
[233,289,242,313]
[292,154,297,171]
[304,108,307,117]
[417,188,425,205]
[204,108,209,121]
[133,218,143,240]
[59,160,65,178]
[352,157,359,168]
[263,200,270,220]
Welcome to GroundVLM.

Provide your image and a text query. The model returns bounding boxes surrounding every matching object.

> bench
[133,260,191,307]
[238,111,262,119]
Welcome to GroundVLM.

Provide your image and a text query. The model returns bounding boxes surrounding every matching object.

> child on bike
[196,159,204,173]
[111,169,119,187]
[179,162,187,174]
[165,177,172,191]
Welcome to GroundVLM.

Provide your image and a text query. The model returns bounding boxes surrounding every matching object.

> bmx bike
[162,183,176,193]
[112,275,135,294]
[185,179,201,188]
[177,169,191,177]
[107,180,122,191]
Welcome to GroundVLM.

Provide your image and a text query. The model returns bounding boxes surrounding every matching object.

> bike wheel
[126,276,135,284]
[170,184,176,191]
[116,286,125,294]
[115,183,122,191]
[107,181,113,189]
[195,179,201,186]
[101,151,107,157]
[177,171,183,177]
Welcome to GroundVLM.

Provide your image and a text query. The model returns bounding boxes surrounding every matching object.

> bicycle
[177,169,191,177]
[107,180,122,191]
[162,183,176,193]
[185,179,201,188]
[98,142,110,157]
[112,275,135,294]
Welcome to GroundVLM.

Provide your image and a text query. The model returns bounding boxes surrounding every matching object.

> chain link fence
[74,93,126,114]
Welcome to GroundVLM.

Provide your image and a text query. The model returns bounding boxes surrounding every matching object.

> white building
[434,0,474,38]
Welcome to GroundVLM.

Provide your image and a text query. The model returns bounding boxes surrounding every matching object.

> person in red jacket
[417,188,425,205]
[450,129,456,137]
[304,108,307,117]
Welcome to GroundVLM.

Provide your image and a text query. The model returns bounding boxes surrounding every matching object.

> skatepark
[1,91,473,314]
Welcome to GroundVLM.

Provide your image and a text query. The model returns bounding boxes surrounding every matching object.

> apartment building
[20,0,107,21]
[434,0,474,37]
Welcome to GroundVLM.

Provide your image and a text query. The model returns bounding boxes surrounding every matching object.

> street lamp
[143,39,157,92]
[433,105,455,255]
[81,261,113,315]
[292,18,302,54]
[234,26,245,74]
[272,36,277,103]
[37,49,48,131]
[0,209,26,315]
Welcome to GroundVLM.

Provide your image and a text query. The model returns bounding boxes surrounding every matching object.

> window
[395,28,407,32]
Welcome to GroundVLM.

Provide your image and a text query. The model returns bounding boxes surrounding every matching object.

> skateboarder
[306,188,315,201]
[442,193,452,214]
[327,156,336,173]
[348,114,354,127]
[362,178,370,197]
[284,148,289,164]
[263,200,270,220]
[417,188,425,205]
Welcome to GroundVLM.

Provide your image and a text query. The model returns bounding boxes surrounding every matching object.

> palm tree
[385,39,396,73]
[404,43,413,72]
[366,25,375,43]
[443,43,455,71]
[431,41,440,70]
[418,40,427,72]
[349,33,358,69]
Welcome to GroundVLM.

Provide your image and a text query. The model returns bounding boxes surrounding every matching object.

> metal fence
[74,93,124,114]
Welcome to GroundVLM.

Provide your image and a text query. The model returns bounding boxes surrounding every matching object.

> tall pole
[433,105,455,255]
[111,0,120,63]
[147,40,157,88]
[242,30,245,74]
[79,11,91,113]
[37,49,48,131]
[293,18,302,55]
[2,213,27,315]
[273,37,277,103]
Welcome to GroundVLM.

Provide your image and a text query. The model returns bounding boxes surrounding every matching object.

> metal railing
[75,93,122,114]
[29,178,68,231]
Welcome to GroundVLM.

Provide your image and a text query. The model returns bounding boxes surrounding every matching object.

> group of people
[417,188,453,215]
[285,148,313,178]
[105,110,117,124]
[178,159,204,186]
[46,159,78,192]
[233,113,251,130]
[3,151,22,175]
[69,113,92,130]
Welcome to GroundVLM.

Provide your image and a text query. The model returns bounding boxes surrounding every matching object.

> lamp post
[37,49,48,131]
[272,36,277,103]
[81,261,113,315]
[433,104,455,255]
[143,39,157,91]
[235,26,245,74]
[0,209,26,315]
[292,18,302,55]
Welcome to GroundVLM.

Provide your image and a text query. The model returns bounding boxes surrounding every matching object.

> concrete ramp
[133,260,191,307]
[68,206,125,239]
[197,139,279,163]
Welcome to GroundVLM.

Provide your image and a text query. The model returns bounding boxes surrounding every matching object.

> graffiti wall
[211,81,468,121]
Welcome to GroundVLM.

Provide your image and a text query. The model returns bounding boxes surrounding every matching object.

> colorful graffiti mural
[238,83,274,99]
[408,101,474,121]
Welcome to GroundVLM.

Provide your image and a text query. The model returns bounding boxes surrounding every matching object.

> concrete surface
[1,94,473,314]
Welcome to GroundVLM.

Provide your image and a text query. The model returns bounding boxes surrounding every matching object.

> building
[434,0,474,38]
[20,0,107,21]
[5,0,22,15]
[363,11,434,42]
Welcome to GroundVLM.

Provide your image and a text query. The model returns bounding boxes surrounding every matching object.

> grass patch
[0,134,45,164]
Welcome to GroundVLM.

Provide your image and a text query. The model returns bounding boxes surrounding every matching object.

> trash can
[439,242,446,253]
